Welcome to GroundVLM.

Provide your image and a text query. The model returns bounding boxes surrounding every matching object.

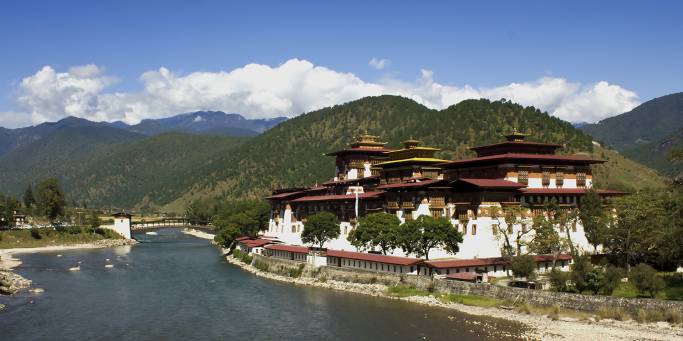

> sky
[0,0,681,128]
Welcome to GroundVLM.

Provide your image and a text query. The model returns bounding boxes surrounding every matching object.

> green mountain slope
[621,127,683,178]
[64,133,247,210]
[591,145,669,192]
[581,92,683,150]
[166,95,660,211]
[0,126,144,195]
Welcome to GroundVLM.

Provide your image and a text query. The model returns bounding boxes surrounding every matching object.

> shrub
[630,263,665,298]
[30,228,42,240]
[517,303,532,315]
[635,309,648,323]
[287,264,305,278]
[511,254,536,280]
[253,259,270,272]
[597,306,629,321]
[571,254,594,293]
[549,268,570,292]
[600,265,625,295]
[549,305,561,321]
[665,308,683,324]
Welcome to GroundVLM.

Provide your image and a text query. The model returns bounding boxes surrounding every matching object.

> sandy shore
[181,228,215,240]
[0,239,137,270]
[225,254,683,341]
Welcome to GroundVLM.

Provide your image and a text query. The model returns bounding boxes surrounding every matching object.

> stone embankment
[227,253,683,341]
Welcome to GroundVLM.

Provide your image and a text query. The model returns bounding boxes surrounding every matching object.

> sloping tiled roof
[426,254,572,269]
[321,175,379,186]
[455,178,526,189]
[326,249,422,266]
[291,191,384,203]
[265,244,309,254]
[521,188,627,196]
[441,153,605,168]
[376,179,448,190]
[238,238,274,248]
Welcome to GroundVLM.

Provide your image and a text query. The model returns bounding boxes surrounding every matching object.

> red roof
[426,257,508,269]
[235,236,251,241]
[426,254,573,269]
[455,178,526,189]
[266,190,305,200]
[521,188,627,196]
[238,238,274,248]
[471,141,563,151]
[441,153,605,168]
[326,249,422,266]
[265,244,309,254]
[376,179,448,190]
[291,191,384,203]
[445,272,478,281]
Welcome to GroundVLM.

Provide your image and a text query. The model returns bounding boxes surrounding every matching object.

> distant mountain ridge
[580,92,683,177]
[0,111,287,157]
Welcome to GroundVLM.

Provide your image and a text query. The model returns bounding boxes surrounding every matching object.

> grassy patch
[613,274,683,301]
[0,228,121,249]
[386,285,430,297]
[437,293,504,308]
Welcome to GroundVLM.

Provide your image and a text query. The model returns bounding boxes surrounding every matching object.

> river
[0,228,527,340]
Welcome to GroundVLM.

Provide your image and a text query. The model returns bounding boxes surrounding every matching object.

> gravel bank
[225,254,683,341]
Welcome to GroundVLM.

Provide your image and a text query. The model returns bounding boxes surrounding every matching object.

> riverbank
[225,254,683,341]
[181,228,215,240]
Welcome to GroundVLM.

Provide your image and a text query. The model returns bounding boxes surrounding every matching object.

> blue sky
[1,1,681,127]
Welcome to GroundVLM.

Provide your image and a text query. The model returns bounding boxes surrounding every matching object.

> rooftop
[441,153,605,168]
[326,249,422,266]
[290,191,384,203]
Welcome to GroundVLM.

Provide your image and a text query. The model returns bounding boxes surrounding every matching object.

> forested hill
[580,92,683,177]
[166,95,664,211]
[581,92,683,150]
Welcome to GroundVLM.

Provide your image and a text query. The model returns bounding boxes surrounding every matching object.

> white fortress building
[264,131,624,260]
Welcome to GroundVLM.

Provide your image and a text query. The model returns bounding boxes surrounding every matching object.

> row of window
[334,257,411,274]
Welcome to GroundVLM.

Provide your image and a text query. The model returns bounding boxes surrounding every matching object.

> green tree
[604,192,667,270]
[0,193,20,227]
[301,211,340,248]
[629,263,665,298]
[214,225,241,249]
[23,185,36,209]
[348,212,400,254]
[88,212,101,228]
[400,215,462,260]
[579,189,608,252]
[570,254,594,293]
[601,265,625,295]
[36,178,66,223]
[510,254,536,280]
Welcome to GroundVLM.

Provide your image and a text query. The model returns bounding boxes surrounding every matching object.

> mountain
[125,111,287,137]
[581,92,683,149]
[0,96,667,212]
[580,92,683,176]
[164,96,668,211]
[0,125,144,195]
[0,112,286,157]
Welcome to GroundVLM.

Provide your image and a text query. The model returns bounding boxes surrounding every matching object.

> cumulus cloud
[2,59,639,128]
[369,57,391,70]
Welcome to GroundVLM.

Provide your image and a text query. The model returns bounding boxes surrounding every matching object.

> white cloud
[0,111,32,129]
[3,59,639,128]
[369,57,391,70]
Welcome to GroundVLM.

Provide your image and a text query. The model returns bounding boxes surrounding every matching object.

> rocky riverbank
[0,270,32,295]
[225,254,683,341]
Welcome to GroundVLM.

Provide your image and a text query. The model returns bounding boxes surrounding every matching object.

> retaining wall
[248,254,683,314]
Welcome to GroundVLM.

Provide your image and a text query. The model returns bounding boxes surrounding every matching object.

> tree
[510,254,536,280]
[301,211,340,248]
[0,193,20,228]
[579,189,608,252]
[629,263,665,298]
[88,212,101,228]
[23,185,36,209]
[604,191,667,271]
[601,265,625,295]
[35,178,66,223]
[214,225,241,249]
[348,212,400,254]
[395,219,421,257]
[400,216,462,260]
